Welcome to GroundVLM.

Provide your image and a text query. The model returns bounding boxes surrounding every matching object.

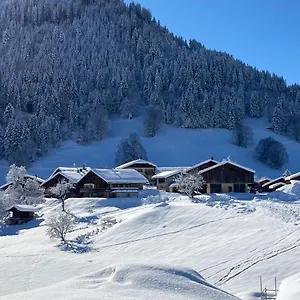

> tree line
[0,0,299,165]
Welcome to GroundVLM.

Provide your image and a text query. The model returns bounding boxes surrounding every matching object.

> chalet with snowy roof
[115,159,157,180]
[77,168,148,198]
[261,177,286,192]
[0,175,44,191]
[186,158,219,175]
[152,170,181,191]
[197,160,255,193]
[285,172,300,183]
[6,205,38,225]
[251,177,271,193]
[41,165,91,197]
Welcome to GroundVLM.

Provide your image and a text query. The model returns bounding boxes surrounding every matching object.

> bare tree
[46,212,74,242]
[50,180,74,211]
[175,172,205,198]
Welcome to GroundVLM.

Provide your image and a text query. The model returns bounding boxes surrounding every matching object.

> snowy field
[1,184,300,299]
[1,117,300,185]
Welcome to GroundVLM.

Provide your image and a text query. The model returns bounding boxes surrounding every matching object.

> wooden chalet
[41,166,90,197]
[6,205,38,225]
[198,160,255,193]
[115,159,157,180]
[252,177,271,193]
[152,170,181,191]
[77,168,148,198]
[261,177,286,192]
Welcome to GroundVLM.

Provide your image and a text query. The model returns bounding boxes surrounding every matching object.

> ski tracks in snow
[213,230,300,286]
[99,215,244,249]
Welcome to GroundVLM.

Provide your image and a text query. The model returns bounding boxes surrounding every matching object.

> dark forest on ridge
[0,0,299,165]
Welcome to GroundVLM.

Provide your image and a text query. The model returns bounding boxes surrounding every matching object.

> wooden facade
[77,171,143,198]
[120,163,156,180]
[200,163,254,193]
[42,173,77,198]
[6,206,37,225]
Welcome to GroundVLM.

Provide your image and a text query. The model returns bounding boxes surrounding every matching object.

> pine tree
[272,96,285,134]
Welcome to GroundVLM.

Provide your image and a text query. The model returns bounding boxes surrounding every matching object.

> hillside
[1,188,300,299]
[1,116,299,185]
[0,0,299,166]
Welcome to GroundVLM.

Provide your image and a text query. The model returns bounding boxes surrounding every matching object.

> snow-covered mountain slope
[1,117,300,185]
[1,190,300,299]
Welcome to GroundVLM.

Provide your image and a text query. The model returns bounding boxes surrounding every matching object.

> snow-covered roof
[186,159,219,172]
[0,183,11,190]
[115,159,157,169]
[262,177,285,188]
[25,175,45,184]
[1,175,44,190]
[286,172,300,181]
[44,167,91,185]
[50,167,90,178]
[199,160,255,175]
[257,177,271,183]
[269,182,286,190]
[152,170,181,179]
[110,189,139,193]
[157,166,189,173]
[7,205,38,212]
[91,169,149,184]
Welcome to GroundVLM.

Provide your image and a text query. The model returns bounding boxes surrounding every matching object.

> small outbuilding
[6,205,38,225]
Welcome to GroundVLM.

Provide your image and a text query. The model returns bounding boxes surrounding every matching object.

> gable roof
[257,177,271,183]
[269,182,286,190]
[50,167,90,178]
[152,170,181,179]
[186,159,219,172]
[157,166,189,173]
[25,175,45,184]
[115,159,157,169]
[286,172,300,181]
[262,177,285,188]
[199,160,255,175]
[86,168,149,184]
[42,167,91,186]
[7,205,38,212]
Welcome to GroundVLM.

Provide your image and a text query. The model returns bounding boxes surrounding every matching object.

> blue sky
[125,0,299,85]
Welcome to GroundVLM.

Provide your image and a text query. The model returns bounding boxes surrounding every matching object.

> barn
[198,160,255,193]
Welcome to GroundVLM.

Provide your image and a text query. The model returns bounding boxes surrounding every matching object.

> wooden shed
[6,205,38,225]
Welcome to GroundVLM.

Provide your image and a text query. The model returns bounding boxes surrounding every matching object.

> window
[84,183,95,189]
[210,184,221,193]
[158,178,165,184]
[233,184,246,193]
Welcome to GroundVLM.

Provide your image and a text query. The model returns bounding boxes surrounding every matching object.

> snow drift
[276,272,300,300]
[0,264,239,300]
[277,180,300,199]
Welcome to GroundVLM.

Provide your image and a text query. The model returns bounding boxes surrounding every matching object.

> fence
[260,277,278,300]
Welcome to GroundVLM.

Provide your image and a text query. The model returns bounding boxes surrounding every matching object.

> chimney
[82,163,86,170]
[210,157,214,160]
